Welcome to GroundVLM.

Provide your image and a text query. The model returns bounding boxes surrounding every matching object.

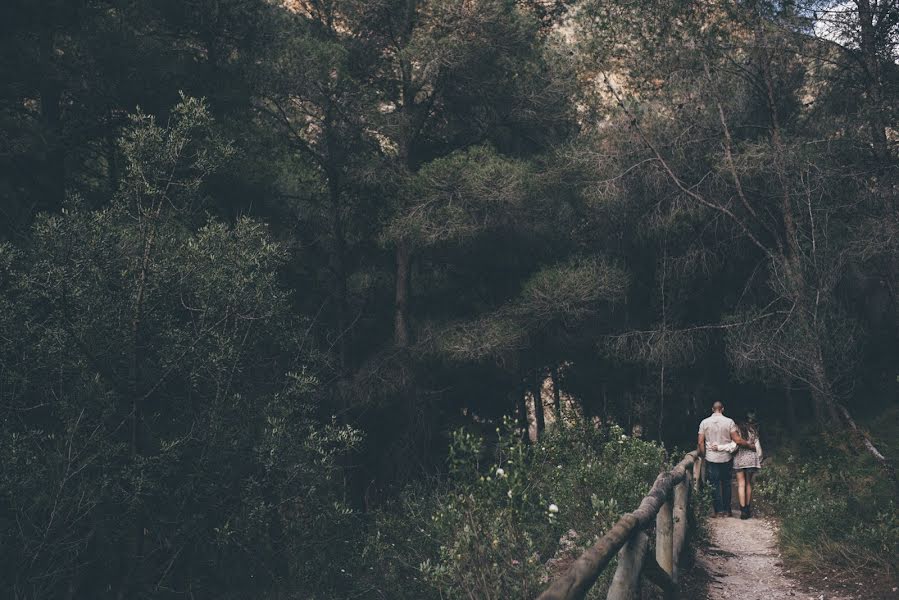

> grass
[755,407,898,589]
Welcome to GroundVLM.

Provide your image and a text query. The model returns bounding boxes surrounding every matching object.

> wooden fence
[537,451,702,600]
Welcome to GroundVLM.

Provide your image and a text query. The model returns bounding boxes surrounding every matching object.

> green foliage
[437,315,529,362]
[119,94,235,210]
[517,258,629,325]
[388,146,535,247]
[434,257,629,363]
[757,448,898,579]
[2,0,898,597]
[0,98,361,599]
[360,420,668,599]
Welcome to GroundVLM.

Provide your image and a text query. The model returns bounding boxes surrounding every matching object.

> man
[697,401,752,517]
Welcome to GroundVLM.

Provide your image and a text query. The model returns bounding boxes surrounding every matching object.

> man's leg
[707,461,723,513]
[721,460,733,514]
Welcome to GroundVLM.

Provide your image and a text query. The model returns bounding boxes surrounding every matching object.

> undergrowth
[756,410,898,585]
[358,420,676,599]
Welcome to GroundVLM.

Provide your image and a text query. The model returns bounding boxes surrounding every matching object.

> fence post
[538,453,698,600]
[655,496,674,578]
[606,531,649,600]
[692,456,703,491]
[672,478,689,583]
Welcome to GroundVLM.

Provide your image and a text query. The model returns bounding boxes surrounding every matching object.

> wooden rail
[537,451,702,600]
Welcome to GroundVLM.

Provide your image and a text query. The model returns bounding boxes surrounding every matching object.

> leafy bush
[757,448,898,580]
[360,420,669,599]
[0,98,363,600]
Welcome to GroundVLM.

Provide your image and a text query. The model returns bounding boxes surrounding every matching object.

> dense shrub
[757,445,898,580]
[0,98,363,600]
[360,420,669,599]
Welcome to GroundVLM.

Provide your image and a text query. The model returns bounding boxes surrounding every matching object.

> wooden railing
[537,451,702,600]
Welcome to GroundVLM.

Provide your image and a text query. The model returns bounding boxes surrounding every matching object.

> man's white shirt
[699,413,738,463]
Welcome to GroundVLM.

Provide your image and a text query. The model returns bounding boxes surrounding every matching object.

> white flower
[496,468,506,478]
[548,503,559,514]
[621,434,628,440]
[507,490,513,498]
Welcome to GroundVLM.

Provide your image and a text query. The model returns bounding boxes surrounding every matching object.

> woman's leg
[745,470,754,505]
[735,470,747,507]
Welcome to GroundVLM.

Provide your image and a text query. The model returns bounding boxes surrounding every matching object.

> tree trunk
[550,366,563,426]
[106,133,120,195]
[657,364,665,442]
[602,382,608,423]
[856,0,890,162]
[532,363,545,437]
[783,377,798,432]
[117,201,164,600]
[394,241,411,347]
[40,29,65,213]
[808,338,895,483]
[327,172,350,369]
[517,378,530,443]
[834,400,897,485]
[809,348,841,424]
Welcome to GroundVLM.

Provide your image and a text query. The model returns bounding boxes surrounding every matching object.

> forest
[0,0,896,598]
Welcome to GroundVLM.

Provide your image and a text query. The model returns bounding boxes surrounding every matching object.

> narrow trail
[696,516,853,600]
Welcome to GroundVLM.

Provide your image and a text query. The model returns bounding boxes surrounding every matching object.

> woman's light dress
[733,432,762,470]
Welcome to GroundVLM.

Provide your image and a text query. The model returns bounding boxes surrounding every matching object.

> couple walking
[697,401,763,519]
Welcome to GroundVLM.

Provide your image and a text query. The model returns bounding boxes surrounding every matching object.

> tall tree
[576,0,895,472]
[359,0,575,346]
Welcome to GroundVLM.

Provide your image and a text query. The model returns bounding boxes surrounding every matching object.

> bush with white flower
[360,418,669,598]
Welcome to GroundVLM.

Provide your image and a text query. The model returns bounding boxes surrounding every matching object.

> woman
[732,414,763,519]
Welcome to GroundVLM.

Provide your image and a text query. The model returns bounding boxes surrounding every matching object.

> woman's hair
[738,414,759,440]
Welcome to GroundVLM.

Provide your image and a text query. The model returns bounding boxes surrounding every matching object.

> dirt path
[696,516,854,600]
